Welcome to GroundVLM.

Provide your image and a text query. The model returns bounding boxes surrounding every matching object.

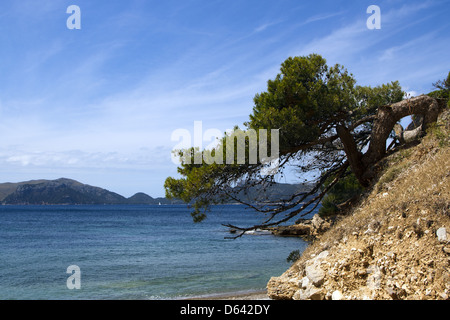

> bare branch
[223,162,349,239]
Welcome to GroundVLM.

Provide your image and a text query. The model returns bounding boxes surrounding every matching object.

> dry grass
[279,109,450,299]
[314,110,449,249]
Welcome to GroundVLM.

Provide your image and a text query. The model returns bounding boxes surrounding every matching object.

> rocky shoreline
[186,290,270,300]
[267,224,449,300]
[267,214,334,240]
[266,110,450,300]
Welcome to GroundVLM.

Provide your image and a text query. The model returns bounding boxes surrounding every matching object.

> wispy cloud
[292,1,449,91]
[254,20,283,33]
[0,0,448,196]
[303,10,346,25]
[0,147,172,170]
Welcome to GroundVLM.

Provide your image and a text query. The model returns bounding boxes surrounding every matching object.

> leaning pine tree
[165,54,448,237]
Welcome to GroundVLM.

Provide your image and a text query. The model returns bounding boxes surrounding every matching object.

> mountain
[0,178,182,205]
[0,177,312,205]
[232,181,314,203]
[0,179,50,202]
[1,178,128,205]
[126,192,156,204]
[126,192,177,205]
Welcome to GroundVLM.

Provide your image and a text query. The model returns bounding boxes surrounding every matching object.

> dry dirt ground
[267,110,450,300]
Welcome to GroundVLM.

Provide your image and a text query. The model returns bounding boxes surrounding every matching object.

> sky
[0,0,448,197]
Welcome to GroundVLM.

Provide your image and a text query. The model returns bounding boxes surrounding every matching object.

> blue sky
[0,0,448,197]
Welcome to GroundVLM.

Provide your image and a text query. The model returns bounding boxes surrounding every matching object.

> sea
[0,204,311,300]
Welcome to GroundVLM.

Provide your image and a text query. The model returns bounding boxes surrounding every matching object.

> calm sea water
[0,204,310,300]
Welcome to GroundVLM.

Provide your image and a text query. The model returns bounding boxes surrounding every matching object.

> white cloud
[254,20,283,33]
[303,11,346,25]
[0,145,173,170]
[290,1,448,94]
[1,0,448,197]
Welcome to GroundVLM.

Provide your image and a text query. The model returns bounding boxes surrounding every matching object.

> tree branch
[361,95,442,183]
[223,162,349,239]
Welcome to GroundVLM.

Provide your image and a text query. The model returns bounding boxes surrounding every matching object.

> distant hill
[0,177,312,205]
[126,192,177,205]
[0,179,51,202]
[126,192,155,204]
[1,178,124,205]
[0,178,181,205]
[232,181,314,204]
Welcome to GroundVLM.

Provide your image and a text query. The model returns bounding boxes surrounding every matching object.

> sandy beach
[183,290,271,300]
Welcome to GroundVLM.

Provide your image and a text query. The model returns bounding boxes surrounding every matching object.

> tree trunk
[357,95,442,185]
[336,124,365,185]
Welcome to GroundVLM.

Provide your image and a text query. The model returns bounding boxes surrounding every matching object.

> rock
[436,227,448,243]
[272,215,335,238]
[332,290,344,300]
[267,276,297,300]
[271,224,311,236]
[387,284,407,300]
[311,214,331,234]
[356,268,367,277]
[305,264,325,287]
[300,276,310,289]
[306,250,329,266]
[386,251,396,260]
[311,214,324,229]
[293,286,325,300]
[317,250,330,260]
[366,266,382,290]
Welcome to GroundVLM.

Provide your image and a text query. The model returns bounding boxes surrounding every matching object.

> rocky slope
[267,109,450,300]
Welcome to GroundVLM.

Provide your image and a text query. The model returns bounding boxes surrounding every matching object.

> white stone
[332,290,344,300]
[436,227,448,242]
[317,250,329,260]
[305,265,325,287]
[294,286,325,300]
[301,276,310,289]
[367,266,382,290]
[439,292,448,300]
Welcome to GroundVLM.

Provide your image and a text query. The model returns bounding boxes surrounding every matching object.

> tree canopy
[165,54,447,235]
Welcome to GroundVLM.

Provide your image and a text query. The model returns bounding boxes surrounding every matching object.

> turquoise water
[0,205,309,300]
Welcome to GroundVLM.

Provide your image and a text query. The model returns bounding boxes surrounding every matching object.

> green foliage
[376,162,409,193]
[248,54,359,151]
[319,194,340,217]
[427,122,450,148]
[165,53,405,224]
[286,250,301,264]
[428,71,450,106]
[355,81,404,112]
[319,171,364,217]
